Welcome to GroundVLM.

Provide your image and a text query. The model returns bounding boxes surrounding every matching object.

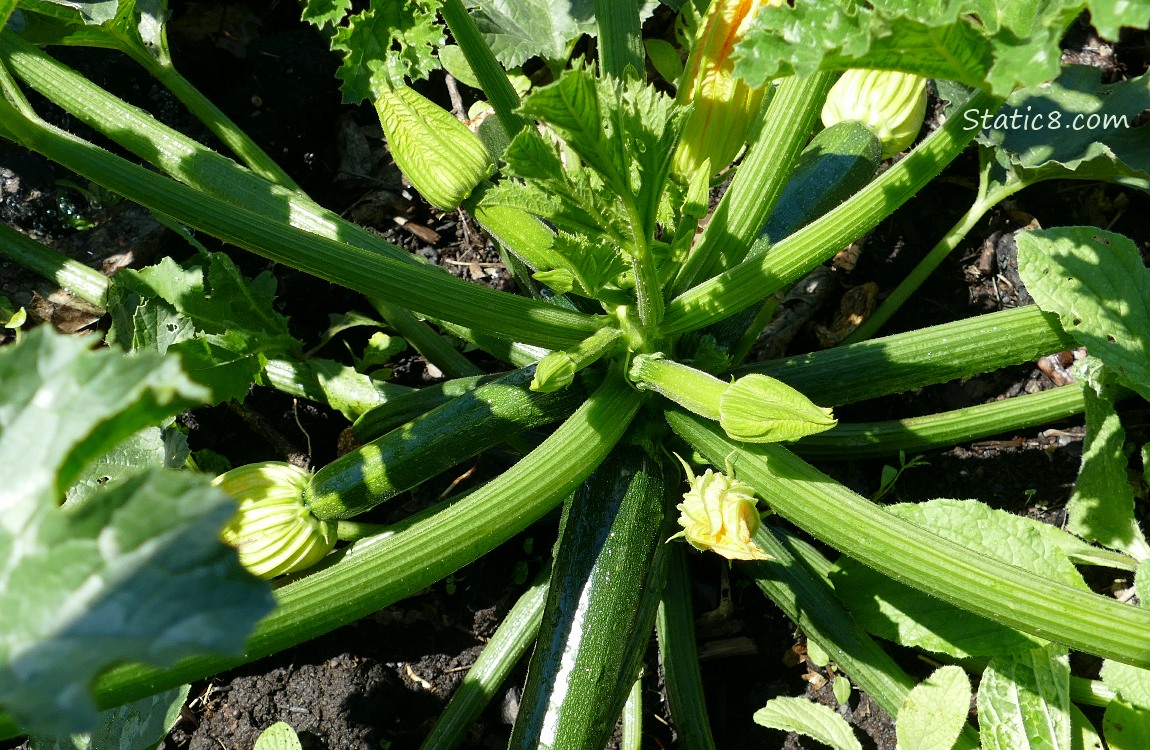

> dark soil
[2,5,1149,750]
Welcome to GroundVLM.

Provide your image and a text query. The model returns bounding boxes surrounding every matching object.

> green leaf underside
[1102,660,1150,712]
[65,425,188,506]
[830,499,1087,659]
[981,67,1150,191]
[897,665,972,750]
[1017,228,1150,402]
[253,721,304,750]
[29,685,189,750]
[472,0,596,67]
[1104,699,1150,749]
[329,0,443,103]
[1065,367,1150,559]
[753,696,862,750]
[107,252,299,404]
[733,1,1150,96]
[0,328,273,735]
[979,644,1072,750]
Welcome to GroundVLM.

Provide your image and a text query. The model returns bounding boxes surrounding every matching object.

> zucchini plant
[1,0,1149,747]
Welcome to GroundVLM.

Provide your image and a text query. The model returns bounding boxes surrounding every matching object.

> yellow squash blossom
[673,0,782,178]
[669,457,772,561]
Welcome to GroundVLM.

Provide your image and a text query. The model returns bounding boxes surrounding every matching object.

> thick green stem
[750,526,981,750]
[630,354,726,419]
[0,102,599,348]
[670,410,1150,668]
[621,675,643,750]
[440,0,530,138]
[656,546,717,750]
[793,383,1086,458]
[672,72,837,296]
[663,89,1004,335]
[1,33,536,358]
[594,0,644,79]
[0,371,642,740]
[0,221,109,307]
[738,306,1075,406]
[844,174,1026,343]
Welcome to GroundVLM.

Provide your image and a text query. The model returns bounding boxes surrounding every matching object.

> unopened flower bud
[213,462,336,579]
[822,69,928,159]
[375,85,494,211]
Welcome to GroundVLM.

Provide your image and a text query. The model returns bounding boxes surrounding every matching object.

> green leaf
[978,644,1072,750]
[30,684,189,750]
[330,0,443,103]
[1017,228,1150,402]
[896,665,971,750]
[733,0,1148,97]
[830,499,1086,658]
[30,0,119,24]
[1103,699,1150,750]
[753,696,863,750]
[254,721,303,750]
[1064,361,1150,559]
[978,67,1150,192]
[64,425,187,506]
[1102,660,1150,711]
[0,328,273,735]
[472,0,596,67]
[300,0,352,28]
[107,252,300,404]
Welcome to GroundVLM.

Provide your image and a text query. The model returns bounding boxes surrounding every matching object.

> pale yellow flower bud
[214,462,337,579]
[821,69,929,159]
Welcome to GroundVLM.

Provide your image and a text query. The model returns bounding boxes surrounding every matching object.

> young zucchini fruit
[704,120,883,353]
[303,366,593,520]
[508,442,673,750]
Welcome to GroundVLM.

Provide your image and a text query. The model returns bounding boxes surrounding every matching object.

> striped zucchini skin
[352,373,495,442]
[509,443,673,750]
[304,366,593,520]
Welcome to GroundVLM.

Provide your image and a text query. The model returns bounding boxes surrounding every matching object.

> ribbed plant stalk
[669,410,1150,668]
[0,221,109,307]
[621,675,644,750]
[595,0,644,79]
[749,526,981,750]
[418,568,549,750]
[663,88,1005,335]
[0,371,642,740]
[739,306,1074,406]
[793,383,1086,458]
[0,93,599,349]
[440,0,530,138]
[0,32,507,376]
[656,545,717,750]
[671,72,837,295]
[369,298,483,379]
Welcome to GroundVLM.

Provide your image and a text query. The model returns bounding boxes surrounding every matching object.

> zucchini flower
[374,85,494,211]
[672,0,779,178]
[669,457,771,561]
[821,69,929,159]
[213,462,337,579]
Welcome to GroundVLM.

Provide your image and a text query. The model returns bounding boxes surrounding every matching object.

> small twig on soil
[444,73,467,120]
[228,401,312,470]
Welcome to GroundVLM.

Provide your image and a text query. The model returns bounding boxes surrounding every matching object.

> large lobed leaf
[979,67,1150,192]
[733,0,1150,96]
[1017,228,1150,402]
[0,328,273,735]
